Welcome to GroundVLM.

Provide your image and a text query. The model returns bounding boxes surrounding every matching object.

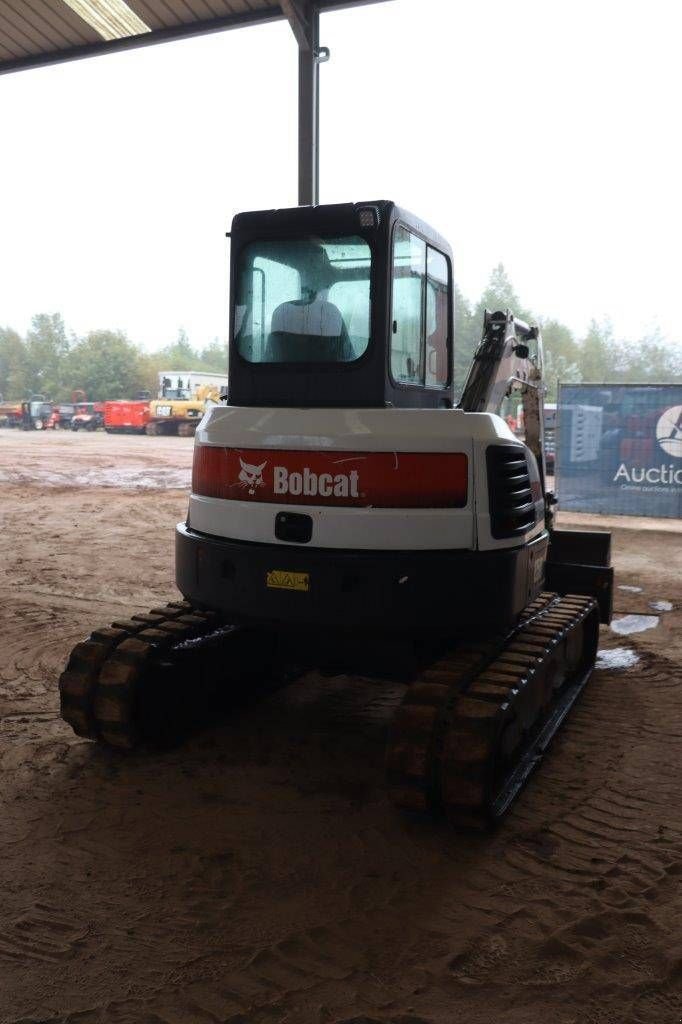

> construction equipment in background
[2,393,99,430]
[146,371,228,437]
[57,391,87,429]
[59,201,613,828]
[0,400,23,428]
[104,399,151,434]
[71,402,105,431]
[21,397,59,430]
[55,403,77,428]
[73,402,104,431]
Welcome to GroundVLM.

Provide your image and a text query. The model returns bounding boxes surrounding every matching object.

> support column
[281,0,327,206]
[298,5,318,206]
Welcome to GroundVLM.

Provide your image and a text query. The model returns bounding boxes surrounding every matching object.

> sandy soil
[0,428,681,1024]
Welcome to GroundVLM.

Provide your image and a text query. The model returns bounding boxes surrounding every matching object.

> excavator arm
[460,308,548,502]
[460,308,612,623]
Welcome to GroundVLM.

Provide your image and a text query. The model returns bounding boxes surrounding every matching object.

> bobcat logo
[238,456,267,495]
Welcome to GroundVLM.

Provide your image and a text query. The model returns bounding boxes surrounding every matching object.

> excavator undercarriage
[60,587,602,827]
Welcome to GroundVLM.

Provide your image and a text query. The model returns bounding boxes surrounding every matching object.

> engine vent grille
[486,445,537,539]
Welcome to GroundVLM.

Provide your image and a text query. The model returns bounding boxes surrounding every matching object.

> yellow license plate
[266,570,310,592]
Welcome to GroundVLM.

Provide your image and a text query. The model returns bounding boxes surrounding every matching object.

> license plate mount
[266,570,310,592]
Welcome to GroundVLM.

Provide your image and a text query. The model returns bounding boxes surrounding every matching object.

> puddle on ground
[618,585,643,593]
[611,614,660,636]
[0,467,191,490]
[596,647,640,670]
[650,600,673,612]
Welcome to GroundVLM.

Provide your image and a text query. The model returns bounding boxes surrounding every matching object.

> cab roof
[230,201,452,259]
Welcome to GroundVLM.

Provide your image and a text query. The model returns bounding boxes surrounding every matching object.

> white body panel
[190,494,476,550]
[189,406,546,552]
[195,405,512,452]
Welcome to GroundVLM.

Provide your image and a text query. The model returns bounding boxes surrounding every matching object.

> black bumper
[546,528,613,624]
[175,523,549,635]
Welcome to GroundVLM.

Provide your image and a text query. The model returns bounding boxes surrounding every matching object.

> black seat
[265,299,353,362]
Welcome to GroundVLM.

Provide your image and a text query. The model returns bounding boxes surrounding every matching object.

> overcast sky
[1,0,681,351]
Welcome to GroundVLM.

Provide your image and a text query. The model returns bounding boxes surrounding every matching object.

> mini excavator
[59,201,613,827]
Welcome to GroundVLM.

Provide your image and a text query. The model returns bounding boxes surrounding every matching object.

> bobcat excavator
[59,201,613,827]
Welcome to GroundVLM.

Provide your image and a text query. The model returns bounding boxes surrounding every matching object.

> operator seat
[266,299,353,362]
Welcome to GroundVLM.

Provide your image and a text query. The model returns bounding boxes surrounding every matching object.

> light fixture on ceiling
[63,0,151,41]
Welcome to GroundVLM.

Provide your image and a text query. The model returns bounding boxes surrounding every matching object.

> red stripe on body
[193,447,468,509]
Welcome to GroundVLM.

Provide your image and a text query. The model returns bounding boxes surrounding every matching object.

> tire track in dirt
[2,630,680,1024]
[1,435,681,1024]
[429,652,682,1021]
[0,903,89,965]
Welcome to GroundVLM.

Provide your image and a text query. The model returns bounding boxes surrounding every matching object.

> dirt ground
[1,428,681,1024]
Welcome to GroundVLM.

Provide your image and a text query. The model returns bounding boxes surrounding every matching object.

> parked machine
[55,403,77,428]
[0,400,23,427]
[21,397,59,430]
[59,201,613,827]
[71,402,105,431]
[104,399,151,434]
[146,371,228,437]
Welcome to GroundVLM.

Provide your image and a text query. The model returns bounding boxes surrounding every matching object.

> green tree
[540,318,580,364]
[136,351,165,397]
[198,337,228,373]
[539,317,582,401]
[24,313,69,399]
[67,330,145,401]
[543,351,582,401]
[455,264,535,402]
[579,319,615,381]
[453,283,478,399]
[156,327,198,369]
[0,327,28,400]
[474,263,532,324]
[615,330,682,383]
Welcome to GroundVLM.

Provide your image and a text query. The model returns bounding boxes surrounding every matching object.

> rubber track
[61,592,599,827]
[386,592,600,828]
[59,601,221,748]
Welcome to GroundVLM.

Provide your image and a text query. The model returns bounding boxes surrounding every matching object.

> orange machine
[104,400,150,434]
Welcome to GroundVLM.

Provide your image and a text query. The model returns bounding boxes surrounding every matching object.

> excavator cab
[228,201,453,410]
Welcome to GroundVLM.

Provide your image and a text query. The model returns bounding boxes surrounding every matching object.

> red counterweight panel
[193,447,468,509]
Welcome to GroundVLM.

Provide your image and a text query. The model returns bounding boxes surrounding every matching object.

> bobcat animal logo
[656,405,682,459]
[238,456,267,495]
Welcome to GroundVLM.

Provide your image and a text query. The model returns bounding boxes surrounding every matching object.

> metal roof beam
[0,1,391,77]
[280,0,311,51]
[0,6,282,75]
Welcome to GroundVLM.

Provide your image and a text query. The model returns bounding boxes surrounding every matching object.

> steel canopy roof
[0,0,386,75]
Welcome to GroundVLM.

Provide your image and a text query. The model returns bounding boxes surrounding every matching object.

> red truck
[104,400,150,434]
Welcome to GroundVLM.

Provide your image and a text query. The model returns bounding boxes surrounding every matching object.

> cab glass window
[391,227,425,384]
[391,226,450,387]
[235,237,371,363]
[425,247,449,387]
